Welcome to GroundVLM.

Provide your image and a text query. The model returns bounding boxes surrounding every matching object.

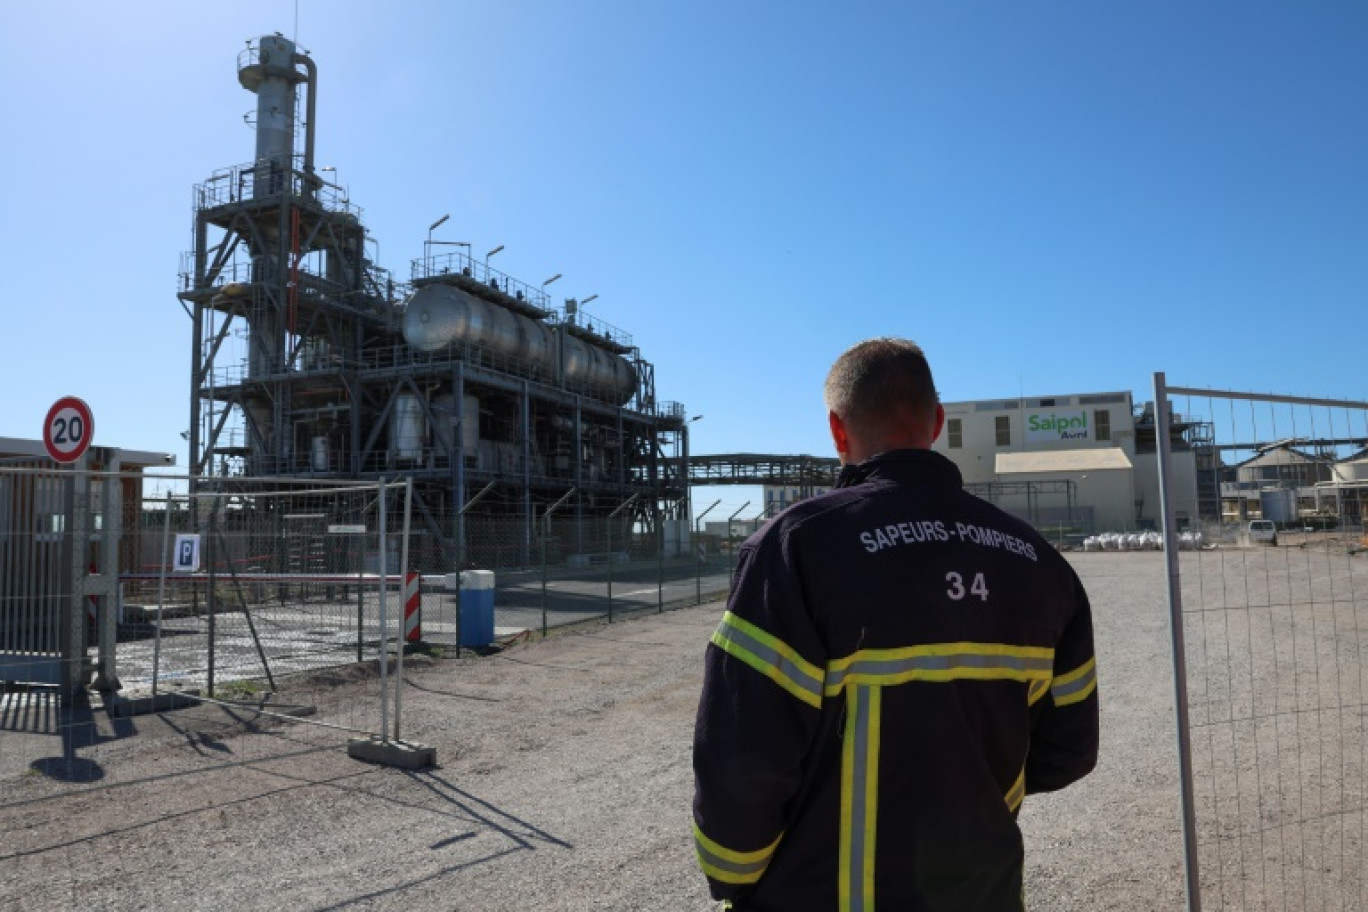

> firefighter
[692,338,1099,911]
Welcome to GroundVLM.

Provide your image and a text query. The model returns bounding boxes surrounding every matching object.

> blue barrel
[457,570,495,648]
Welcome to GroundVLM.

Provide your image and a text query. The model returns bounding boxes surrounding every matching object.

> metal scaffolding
[179,36,689,573]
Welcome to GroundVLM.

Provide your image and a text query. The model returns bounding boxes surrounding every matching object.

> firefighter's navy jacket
[693,449,1099,911]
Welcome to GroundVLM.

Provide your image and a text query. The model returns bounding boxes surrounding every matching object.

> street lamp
[426,214,450,268]
[482,244,506,289]
[542,274,562,307]
[485,244,504,265]
[694,498,722,604]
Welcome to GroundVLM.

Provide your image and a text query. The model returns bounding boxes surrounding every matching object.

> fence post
[394,477,412,743]
[541,515,548,637]
[607,494,640,623]
[1153,372,1202,912]
[152,491,173,698]
[694,499,720,605]
[377,476,389,742]
[540,488,577,637]
[206,482,217,699]
[724,501,749,596]
[356,525,364,663]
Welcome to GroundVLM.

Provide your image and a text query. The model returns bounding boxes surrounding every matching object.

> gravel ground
[0,552,1185,911]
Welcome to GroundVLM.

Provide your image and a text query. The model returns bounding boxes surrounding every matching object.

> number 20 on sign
[43,396,95,464]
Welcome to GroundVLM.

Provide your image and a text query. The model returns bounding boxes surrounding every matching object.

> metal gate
[0,459,121,698]
[1156,374,1368,911]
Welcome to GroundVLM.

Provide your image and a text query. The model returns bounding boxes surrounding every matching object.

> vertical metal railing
[1154,372,1203,912]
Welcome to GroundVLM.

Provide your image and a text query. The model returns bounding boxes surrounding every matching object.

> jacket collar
[834,448,964,490]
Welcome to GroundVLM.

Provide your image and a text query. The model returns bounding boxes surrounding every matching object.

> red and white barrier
[403,571,421,643]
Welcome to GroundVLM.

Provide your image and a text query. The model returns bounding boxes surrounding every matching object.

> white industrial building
[931,392,1204,536]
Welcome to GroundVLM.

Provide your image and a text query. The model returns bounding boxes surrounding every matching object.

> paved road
[109,561,735,691]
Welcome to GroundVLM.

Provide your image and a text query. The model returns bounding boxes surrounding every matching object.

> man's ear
[828,410,849,456]
[931,403,946,443]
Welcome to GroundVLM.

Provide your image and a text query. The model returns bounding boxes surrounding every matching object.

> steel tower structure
[179,35,690,569]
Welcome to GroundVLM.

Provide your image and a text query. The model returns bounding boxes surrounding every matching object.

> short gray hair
[824,338,939,438]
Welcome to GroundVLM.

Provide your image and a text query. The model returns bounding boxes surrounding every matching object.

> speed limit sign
[43,396,95,464]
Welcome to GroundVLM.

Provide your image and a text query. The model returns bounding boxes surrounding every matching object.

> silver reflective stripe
[826,644,1054,695]
[1051,657,1097,706]
[695,827,777,885]
[712,611,824,708]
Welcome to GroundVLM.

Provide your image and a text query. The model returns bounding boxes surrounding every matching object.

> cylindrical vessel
[403,284,559,375]
[402,284,637,404]
[311,435,329,471]
[1259,488,1297,523]
[238,35,302,197]
[462,394,481,450]
[562,334,637,405]
[390,393,426,463]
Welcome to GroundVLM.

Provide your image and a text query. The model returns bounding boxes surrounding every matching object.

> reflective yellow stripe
[1027,676,1051,706]
[1004,767,1026,813]
[840,684,880,912]
[826,642,1055,696]
[711,611,825,709]
[695,824,783,885]
[1051,656,1097,706]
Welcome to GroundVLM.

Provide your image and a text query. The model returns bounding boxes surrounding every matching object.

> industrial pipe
[294,51,318,185]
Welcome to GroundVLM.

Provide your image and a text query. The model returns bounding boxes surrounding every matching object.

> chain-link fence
[2,471,732,809]
[411,504,733,652]
[1156,376,1368,911]
[1,470,416,806]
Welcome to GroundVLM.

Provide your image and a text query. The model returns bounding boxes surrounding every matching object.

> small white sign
[327,524,368,534]
[173,534,202,572]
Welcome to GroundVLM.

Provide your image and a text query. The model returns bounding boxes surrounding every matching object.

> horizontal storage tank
[403,284,555,373]
[562,334,637,405]
[403,283,638,405]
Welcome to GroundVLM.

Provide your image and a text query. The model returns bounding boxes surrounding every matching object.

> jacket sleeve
[692,526,827,903]
[1025,568,1099,794]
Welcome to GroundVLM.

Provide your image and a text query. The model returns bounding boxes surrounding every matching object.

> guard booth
[0,438,174,703]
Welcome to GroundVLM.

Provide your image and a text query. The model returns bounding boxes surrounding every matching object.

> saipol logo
[1027,411,1089,441]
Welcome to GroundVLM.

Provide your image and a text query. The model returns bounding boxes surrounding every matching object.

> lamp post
[576,293,597,325]
[682,414,704,556]
[426,214,449,269]
[484,244,504,283]
[727,501,751,588]
[695,498,721,604]
[542,273,562,309]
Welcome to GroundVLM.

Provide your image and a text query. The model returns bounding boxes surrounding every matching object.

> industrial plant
[179,35,691,570]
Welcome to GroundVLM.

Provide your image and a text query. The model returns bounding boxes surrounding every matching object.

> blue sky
[2,2,1365,519]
